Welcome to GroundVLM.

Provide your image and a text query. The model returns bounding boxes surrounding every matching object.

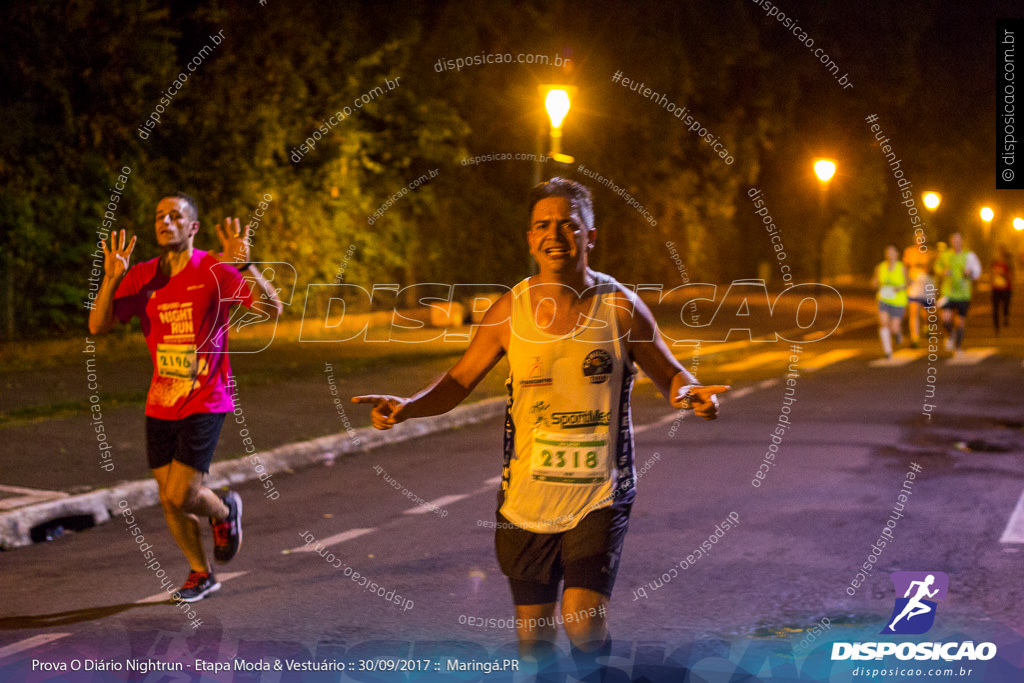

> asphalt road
[1,288,1023,682]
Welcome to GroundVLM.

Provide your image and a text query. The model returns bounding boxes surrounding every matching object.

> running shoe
[212,491,242,563]
[177,570,221,603]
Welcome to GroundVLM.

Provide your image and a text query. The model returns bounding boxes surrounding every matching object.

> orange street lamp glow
[980,207,994,222]
[814,159,836,183]
[545,89,571,129]
[1014,217,1024,231]
[923,192,941,210]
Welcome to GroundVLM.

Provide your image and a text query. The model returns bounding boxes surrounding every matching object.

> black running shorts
[495,501,632,605]
[146,413,227,473]
[941,299,970,317]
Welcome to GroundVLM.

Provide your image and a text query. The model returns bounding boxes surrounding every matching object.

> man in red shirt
[89,192,281,602]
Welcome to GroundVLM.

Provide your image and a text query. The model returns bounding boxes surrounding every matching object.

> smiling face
[527,196,594,275]
[154,196,199,251]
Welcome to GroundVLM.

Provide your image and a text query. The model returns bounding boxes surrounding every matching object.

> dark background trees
[1,0,1017,339]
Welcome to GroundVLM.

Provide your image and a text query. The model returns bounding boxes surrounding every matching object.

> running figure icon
[887,574,939,631]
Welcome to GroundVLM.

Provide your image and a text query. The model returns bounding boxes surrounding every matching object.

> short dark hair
[528,177,594,230]
[164,192,199,222]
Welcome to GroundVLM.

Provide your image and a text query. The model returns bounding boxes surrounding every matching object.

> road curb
[0,397,506,550]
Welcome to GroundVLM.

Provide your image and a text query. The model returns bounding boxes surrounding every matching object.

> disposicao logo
[831,571,998,663]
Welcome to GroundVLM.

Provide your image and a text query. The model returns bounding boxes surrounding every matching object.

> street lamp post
[923,191,941,248]
[813,158,837,288]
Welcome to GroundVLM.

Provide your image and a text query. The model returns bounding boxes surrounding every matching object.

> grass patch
[0,391,147,428]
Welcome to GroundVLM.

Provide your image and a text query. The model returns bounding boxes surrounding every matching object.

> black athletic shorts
[146,413,227,473]
[495,501,632,605]
[941,299,970,317]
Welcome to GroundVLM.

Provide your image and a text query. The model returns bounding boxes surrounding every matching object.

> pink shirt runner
[114,249,255,419]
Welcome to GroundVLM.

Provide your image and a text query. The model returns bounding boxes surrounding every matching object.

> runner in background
[871,245,907,359]
[88,192,282,602]
[902,245,933,348]
[934,232,981,354]
[990,243,1013,335]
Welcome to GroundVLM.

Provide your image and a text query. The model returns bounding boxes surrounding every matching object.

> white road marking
[717,351,791,373]
[634,411,686,434]
[0,633,72,662]
[818,316,878,337]
[999,489,1024,544]
[0,485,69,511]
[289,528,376,553]
[727,379,779,400]
[868,349,926,367]
[946,347,997,366]
[403,494,470,515]
[803,349,861,372]
[134,571,248,604]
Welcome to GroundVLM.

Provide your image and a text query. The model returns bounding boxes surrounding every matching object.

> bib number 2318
[531,431,609,484]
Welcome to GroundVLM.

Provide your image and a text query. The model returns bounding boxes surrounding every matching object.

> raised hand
[216,217,251,264]
[102,229,137,280]
[674,384,730,420]
[351,394,410,430]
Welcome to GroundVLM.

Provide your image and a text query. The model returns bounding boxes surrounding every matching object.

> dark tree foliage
[0,0,1002,339]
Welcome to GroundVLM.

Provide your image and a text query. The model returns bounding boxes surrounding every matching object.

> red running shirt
[114,250,254,419]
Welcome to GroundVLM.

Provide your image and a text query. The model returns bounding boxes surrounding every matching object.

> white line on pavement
[0,633,72,662]
[946,347,997,366]
[403,494,470,515]
[868,349,926,367]
[135,571,249,604]
[0,485,69,512]
[803,349,861,372]
[999,489,1024,544]
[289,528,376,553]
[716,351,791,373]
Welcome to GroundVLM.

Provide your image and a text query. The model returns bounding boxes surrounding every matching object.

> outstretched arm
[352,293,511,429]
[618,291,728,420]
[88,229,137,335]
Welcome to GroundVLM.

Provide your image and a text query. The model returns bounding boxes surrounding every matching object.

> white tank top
[499,272,636,533]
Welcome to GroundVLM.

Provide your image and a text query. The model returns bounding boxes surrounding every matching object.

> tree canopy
[0,0,1004,339]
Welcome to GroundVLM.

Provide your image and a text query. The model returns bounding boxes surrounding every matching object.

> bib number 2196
[156,343,198,380]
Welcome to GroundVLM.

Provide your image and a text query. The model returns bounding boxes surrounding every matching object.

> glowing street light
[538,84,577,163]
[545,89,571,129]
[923,192,941,210]
[1014,217,1024,231]
[980,206,994,222]
[813,159,836,183]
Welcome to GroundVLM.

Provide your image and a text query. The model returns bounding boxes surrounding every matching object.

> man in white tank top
[354,178,727,674]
